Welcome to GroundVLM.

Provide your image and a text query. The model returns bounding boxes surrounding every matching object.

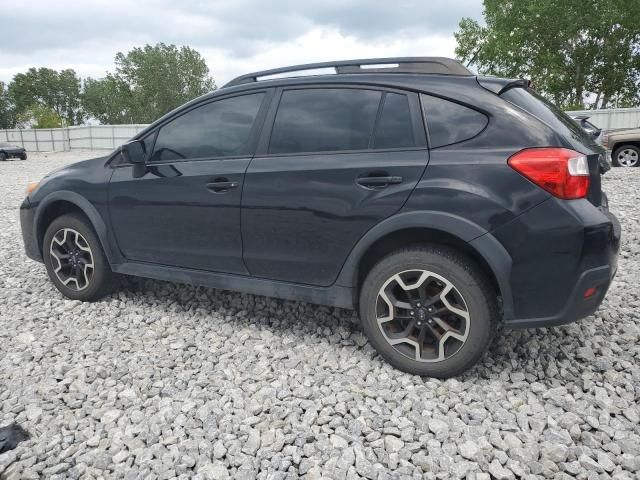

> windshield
[501,87,599,149]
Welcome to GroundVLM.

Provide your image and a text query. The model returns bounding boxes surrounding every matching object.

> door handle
[206,179,239,193]
[356,175,403,189]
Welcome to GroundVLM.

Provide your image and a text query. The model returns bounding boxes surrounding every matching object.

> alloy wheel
[376,269,470,362]
[49,228,95,291]
[617,149,639,167]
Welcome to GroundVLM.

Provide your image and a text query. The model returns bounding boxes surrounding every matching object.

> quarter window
[269,88,381,154]
[150,93,265,162]
[421,94,488,148]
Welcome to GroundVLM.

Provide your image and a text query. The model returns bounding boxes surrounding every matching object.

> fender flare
[335,210,514,319]
[34,191,123,265]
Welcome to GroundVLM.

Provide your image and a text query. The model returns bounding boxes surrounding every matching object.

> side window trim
[255,85,427,157]
[146,89,273,164]
[368,92,388,149]
[408,92,428,148]
[144,130,158,162]
[418,94,432,149]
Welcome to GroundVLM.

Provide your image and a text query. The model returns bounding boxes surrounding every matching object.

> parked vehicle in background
[602,128,640,167]
[570,115,602,143]
[20,57,620,378]
[0,142,27,161]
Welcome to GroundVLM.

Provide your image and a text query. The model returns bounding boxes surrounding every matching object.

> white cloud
[0,0,481,85]
[203,27,459,86]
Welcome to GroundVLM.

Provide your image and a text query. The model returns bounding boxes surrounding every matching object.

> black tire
[20,152,27,160]
[612,145,640,167]
[0,152,6,161]
[43,213,119,301]
[359,245,497,378]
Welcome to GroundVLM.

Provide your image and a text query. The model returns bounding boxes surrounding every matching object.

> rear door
[108,91,270,273]
[241,86,429,286]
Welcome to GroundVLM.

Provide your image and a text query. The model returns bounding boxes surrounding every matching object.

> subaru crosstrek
[20,57,621,378]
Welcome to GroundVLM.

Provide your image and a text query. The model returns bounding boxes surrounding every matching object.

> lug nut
[416,302,421,307]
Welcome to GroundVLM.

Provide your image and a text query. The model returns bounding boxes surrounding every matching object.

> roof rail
[223,57,473,88]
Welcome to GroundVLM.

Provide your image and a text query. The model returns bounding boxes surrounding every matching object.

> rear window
[421,95,488,148]
[501,87,598,148]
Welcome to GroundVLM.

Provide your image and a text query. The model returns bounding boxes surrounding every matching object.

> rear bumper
[494,198,621,329]
[504,264,615,328]
[20,197,42,262]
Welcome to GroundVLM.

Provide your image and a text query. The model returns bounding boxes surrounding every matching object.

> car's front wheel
[0,152,7,161]
[43,213,119,301]
[359,246,497,378]
[613,145,639,167]
[20,152,27,160]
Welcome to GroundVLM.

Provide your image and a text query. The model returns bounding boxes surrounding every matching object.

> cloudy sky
[0,0,483,86]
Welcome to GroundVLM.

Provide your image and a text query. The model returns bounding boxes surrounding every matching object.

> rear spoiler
[477,77,531,95]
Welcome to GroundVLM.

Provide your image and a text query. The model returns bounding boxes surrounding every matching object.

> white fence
[0,124,149,152]
[565,108,640,131]
[1,108,640,153]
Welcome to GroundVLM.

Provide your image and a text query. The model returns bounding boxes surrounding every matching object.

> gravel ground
[0,151,639,480]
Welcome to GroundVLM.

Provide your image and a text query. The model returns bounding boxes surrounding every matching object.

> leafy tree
[30,105,62,128]
[82,75,133,124]
[455,0,640,109]
[8,68,84,125]
[83,43,216,124]
[0,82,18,129]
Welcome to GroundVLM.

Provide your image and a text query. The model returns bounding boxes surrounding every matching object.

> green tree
[0,82,18,129]
[8,67,84,125]
[82,75,133,124]
[82,43,215,124]
[455,0,640,109]
[30,105,62,128]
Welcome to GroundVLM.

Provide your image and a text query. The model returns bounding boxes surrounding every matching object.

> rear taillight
[508,148,590,199]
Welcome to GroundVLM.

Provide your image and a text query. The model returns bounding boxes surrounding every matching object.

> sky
[0,0,483,86]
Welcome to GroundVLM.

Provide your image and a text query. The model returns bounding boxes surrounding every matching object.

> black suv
[20,58,620,378]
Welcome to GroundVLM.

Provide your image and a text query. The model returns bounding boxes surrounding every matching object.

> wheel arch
[335,211,514,320]
[612,140,640,149]
[612,141,640,155]
[34,191,121,265]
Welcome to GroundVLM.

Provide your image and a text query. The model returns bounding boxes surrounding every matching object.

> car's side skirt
[113,261,355,310]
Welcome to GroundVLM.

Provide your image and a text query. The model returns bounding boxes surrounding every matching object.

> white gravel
[1,151,639,480]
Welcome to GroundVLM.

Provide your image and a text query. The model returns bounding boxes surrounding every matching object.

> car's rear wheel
[43,213,119,301]
[0,152,6,161]
[613,145,639,167]
[359,246,497,378]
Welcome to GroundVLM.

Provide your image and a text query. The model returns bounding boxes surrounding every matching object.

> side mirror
[120,140,146,164]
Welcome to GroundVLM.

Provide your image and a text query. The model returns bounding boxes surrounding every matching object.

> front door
[241,87,429,286]
[109,91,268,274]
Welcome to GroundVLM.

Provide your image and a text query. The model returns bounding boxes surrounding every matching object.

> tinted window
[373,93,415,149]
[269,89,381,154]
[502,87,598,147]
[421,94,488,148]
[151,93,264,162]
